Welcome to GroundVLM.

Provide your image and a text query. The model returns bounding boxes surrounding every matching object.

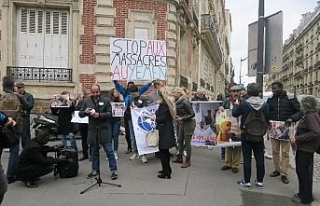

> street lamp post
[257,0,265,94]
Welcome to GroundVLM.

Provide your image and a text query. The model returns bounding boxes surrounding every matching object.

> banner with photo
[50,94,71,108]
[191,101,241,148]
[110,37,167,81]
[111,102,125,117]
[131,104,160,155]
[268,120,295,141]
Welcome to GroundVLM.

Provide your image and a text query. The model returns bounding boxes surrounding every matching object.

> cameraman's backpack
[243,103,268,142]
[56,147,79,178]
[0,92,21,123]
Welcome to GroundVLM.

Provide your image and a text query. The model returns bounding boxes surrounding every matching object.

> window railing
[6,66,72,82]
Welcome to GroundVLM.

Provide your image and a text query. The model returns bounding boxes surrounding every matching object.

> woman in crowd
[172,87,195,168]
[155,89,176,179]
[51,91,78,151]
[109,88,122,160]
[290,95,320,204]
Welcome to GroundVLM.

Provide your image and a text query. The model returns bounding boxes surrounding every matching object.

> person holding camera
[16,128,67,188]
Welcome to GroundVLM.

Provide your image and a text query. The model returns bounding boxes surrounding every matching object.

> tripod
[80,123,121,194]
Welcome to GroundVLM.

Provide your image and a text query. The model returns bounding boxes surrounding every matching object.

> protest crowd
[0,75,320,205]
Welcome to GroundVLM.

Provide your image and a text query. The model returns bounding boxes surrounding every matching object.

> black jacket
[79,96,112,145]
[191,94,208,101]
[156,100,176,149]
[51,102,76,135]
[21,91,34,115]
[16,140,57,179]
[266,91,302,122]
[175,96,195,122]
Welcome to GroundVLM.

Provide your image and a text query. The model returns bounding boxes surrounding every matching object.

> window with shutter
[17,8,69,68]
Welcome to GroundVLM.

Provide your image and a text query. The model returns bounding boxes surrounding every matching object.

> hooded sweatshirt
[232,96,270,130]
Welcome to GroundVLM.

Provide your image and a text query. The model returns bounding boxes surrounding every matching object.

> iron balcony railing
[7,66,72,82]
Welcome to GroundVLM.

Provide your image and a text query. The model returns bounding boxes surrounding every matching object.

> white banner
[110,38,167,81]
[191,101,242,148]
[131,104,159,155]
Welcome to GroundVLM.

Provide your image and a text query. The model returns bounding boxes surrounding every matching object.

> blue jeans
[241,139,265,183]
[111,121,120,152]
[128,120,138,154]
[91,143,117,173]
[0,143,20,179]
[61,133,78,151]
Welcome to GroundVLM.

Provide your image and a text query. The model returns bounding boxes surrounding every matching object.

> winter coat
[16,140,57,179]
[295,110,320,153]
[78,96,112,145]
[266,91,302,122]
[156,100,176,149]
[191,94,208,101]
[175,96,195,122]
[51,102,75,135]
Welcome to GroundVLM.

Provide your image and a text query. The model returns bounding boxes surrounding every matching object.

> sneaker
[111,171,118,180]
[237,179,251,188]
[264,152,273,159]
[87,171,98,179]
[114,152,118,160]
[130,153,139,160]
[141,155,148,163]
[254,180,263,188]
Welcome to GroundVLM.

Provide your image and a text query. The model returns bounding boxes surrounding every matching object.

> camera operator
[16,128,67,188]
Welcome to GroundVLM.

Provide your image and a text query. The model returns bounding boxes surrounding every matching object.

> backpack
[0,92,22,123]
[243,103,268,142]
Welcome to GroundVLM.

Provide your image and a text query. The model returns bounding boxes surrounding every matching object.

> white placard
[71,111,89,124]
[111,102,125,117]
[110,37,167,80]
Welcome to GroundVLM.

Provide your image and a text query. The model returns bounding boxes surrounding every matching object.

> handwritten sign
[110,38,167,80]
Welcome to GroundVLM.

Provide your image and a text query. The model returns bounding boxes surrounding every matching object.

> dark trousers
[296,150,314,203]
[17,165,54,181]
[21,115,31,148]
[241,139,265,183]
[159,149,172,175]
[79,124,89,157]
[124,114,132,150]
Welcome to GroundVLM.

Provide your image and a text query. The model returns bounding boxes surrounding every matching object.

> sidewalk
[1,137,320,206]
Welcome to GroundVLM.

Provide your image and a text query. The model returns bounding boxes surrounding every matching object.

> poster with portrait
[268,120,295,141]
[111,102,125,117]
[130,104,159,155]
[50,94,71,108]
[190,101,221,147]
[214,109,241,148]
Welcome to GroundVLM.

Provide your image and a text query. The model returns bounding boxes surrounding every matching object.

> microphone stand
[80,97,121,194]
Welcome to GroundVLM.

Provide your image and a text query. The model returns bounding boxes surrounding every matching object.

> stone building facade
[268,2,320,96]
[0,0,231,102]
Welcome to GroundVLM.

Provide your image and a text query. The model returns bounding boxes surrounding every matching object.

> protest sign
[50,94,71,108]
[130,104,159,155]
[190,101,242,148]
[111,102,125,117]
[110,38,167,80]
[71,111,89,124]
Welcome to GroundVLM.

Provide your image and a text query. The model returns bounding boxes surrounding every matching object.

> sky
[225,0,317,86]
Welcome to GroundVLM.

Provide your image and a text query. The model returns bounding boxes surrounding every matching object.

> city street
[1,136,320,206]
